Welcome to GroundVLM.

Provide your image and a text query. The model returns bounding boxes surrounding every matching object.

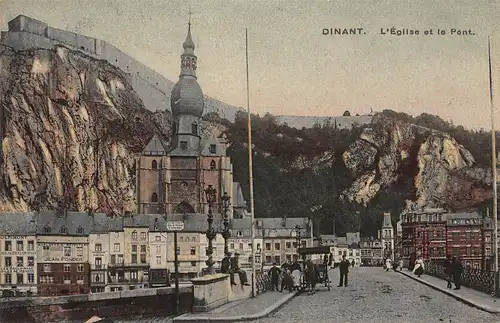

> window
[64,246,71,257]
[44,225,51,233]
[27,241,34,251]
[152,160,158,169]
[141,232,147,240]
[59,226,67,234]
[63,275,71,284]
[76,246,83,256]
[114,243,120,252]
[230,243,234,249]
[16,257,23,267]
[141,245,147,253]
[132,245,137,253]
[76,275,84,283]
[132,231,138,240]
[117,255,123,264]
[77,264,84,272]
[155,236,161,242]
[191,261,197,267]
[239,243,244,250]
[28,257,34,266]
[452,247,460,257]
[43,264,51,272]
[452,232,460,241]
[77,226,84,234]
[190,247,196,255]
[274,256,280,264]
[180,141,188,150]
[16,273,23,284]
[16,241,23,251]
[64,264,71,272]
[265,256,272,263]
[5,274,11,284]
[110,255,116,264]
[4,257,11,267]
[140,254,146,263]
[151,192,158,202]
[286,242,291,249]
[95,258,102,269]
[28,274,34,284]
[4,241,11,251]
[210,160,216,170]
[265,243,271,250]
[275,243,280,250]
[95,244,102,252]
[156,245,161,255]
[191,123,198,135]
[156,256,161,264]
[286,254,292,262]
[132,254,137,264]
[172,122,177,135]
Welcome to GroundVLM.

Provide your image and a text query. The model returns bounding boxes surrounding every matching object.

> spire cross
[188,10,193,26]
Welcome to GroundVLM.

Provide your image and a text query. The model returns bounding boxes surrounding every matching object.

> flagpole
[489,36,498,296]
[246,28,257,298]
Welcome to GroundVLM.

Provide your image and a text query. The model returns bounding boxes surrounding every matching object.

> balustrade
[423,261,496,296]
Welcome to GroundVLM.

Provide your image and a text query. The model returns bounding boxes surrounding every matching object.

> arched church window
[192,123,198,135]
[151,192,158,203]
[210,160,216,170]
[152,160,157,169]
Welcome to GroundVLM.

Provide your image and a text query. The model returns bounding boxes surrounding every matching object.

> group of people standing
[443,256,463,290]
[268,260,307,293]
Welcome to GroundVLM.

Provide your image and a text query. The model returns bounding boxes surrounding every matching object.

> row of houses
[401,208,494,270]
[0,211,313,297]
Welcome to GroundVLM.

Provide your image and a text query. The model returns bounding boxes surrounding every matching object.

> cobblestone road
[248,267,500,323]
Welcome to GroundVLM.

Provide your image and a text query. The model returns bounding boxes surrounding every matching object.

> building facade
[0,213,38,296]
[360,238,383,266]
[401,207,447,265]
[36,212,91,296]
[380,212,394,261]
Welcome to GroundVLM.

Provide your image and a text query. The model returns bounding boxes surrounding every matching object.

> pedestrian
[413,256,424,277]
[385,258,392,272]
[222,252,236,285]
[444,256,453,289]
[351,259,355,268]
[290,260,302,291]
[338,255,350,287]
[268,263,281,292]
[452,257,463,290]
[230,252,250,286]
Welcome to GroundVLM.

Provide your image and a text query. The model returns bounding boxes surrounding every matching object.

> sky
[1,0,500,130]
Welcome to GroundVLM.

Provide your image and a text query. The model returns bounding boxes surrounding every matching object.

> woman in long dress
[413,256,425,277]
[290,261,302,291]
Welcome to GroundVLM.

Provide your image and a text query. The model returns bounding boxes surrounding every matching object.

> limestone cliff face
[0,45,171,213]
[341,116,491,210]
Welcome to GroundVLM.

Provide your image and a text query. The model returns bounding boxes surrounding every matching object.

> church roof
[142,135,167,156]
[171,77,204,118]
[232,182,246,208]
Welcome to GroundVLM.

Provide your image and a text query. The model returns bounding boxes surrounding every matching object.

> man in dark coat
[452,257,463,290]
[268,263,281,291]
[230,252,250,286]
[443,256,453,289]
[221,252,235,285]
[338,255,350,287]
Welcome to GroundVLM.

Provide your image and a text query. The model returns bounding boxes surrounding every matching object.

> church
[135,20,246,219]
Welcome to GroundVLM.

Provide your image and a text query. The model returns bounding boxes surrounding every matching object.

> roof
[445,212,481,220]
[232,182,246,208]
[37,211,93,235]
[0,212,37,235]
[142,135,168,156]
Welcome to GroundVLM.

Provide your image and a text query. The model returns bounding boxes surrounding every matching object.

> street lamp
[295,225,301,260]
[205,185,217,274]
[221,192,231,255]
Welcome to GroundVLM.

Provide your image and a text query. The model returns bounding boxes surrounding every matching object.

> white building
[0,213,38,296]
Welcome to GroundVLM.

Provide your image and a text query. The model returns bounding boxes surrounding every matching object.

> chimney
[281,215,286,227]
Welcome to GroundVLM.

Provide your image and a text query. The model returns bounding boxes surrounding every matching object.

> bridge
[102,267,500,323]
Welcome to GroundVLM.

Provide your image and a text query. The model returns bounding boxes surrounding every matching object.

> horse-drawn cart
[298,246,332,292]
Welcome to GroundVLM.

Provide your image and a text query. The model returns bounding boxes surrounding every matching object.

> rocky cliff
[341,115,492,211]
[0,45,173,213]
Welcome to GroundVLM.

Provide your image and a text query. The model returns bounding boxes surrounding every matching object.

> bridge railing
[255,271,272,295]
[423,261,496,296]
